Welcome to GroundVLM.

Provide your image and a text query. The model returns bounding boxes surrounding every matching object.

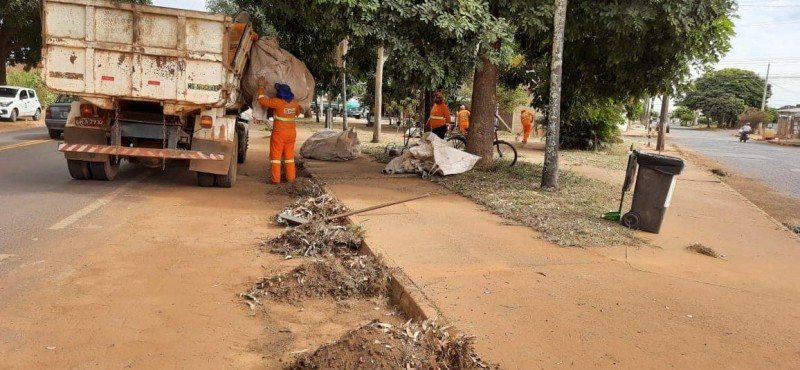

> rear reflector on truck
[200,115,213,129]
[147,80,160,86]
[58,143,225,161]
[101,76,115,81]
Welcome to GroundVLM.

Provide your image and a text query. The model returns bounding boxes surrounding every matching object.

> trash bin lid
[634,150,685,175]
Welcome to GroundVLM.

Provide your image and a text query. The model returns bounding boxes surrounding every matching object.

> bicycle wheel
[493,140,517,166]
[446,135,467,150]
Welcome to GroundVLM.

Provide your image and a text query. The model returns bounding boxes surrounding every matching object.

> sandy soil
[0,118,45,133]
[0,124,401,369]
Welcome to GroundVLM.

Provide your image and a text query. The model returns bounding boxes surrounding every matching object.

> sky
[152,0,800,111]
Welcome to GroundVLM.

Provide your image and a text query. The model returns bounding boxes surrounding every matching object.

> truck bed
[41,0,247,112]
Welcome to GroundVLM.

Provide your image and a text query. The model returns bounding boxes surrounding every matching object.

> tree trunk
[372,46,385,143]
[541,0,568,189]
[657,93,668,151]
[0,62,6,86]
[640,95,650,126]
[467,42,500,169]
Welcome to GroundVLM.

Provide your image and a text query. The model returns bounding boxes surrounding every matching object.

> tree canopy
[677,68,770,127]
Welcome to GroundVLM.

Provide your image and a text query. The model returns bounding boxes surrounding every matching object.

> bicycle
[445,124,518,167]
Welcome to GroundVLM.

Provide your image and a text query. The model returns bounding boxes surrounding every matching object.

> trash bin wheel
[622,212,641,229]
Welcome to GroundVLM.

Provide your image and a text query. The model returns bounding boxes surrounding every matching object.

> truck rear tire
[89,157,119,181]
[48,129,61,139]
[215,138,238,188]
[197,172,215,187]
[237,130,248,164]
[67,159,92,180]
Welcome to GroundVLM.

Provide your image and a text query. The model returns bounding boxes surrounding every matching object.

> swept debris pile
[290,319,496,369]
[267,186,365,257]
[686,243,722,258]
[244,254,391,303]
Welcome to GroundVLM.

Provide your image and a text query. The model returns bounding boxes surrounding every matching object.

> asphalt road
[668,126,800,200]
[0,127,157,272]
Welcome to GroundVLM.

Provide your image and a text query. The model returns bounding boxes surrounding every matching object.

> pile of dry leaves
[290,319,495,369]
[243,254,391,303]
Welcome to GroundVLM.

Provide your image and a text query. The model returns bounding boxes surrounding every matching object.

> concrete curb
[306,171,444,322]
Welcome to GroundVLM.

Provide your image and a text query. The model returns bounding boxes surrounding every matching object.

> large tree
[677,68,770,127]
[1,0,151,85]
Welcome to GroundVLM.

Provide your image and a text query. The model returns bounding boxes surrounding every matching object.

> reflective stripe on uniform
[430,115,445,120]
[274,116,297,122]
[285,159,295,163]
[270,160,282,164]
[257,94,266,99]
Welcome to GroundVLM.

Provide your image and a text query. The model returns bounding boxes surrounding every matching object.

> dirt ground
[0,118,45,133]
[0,122,407,369]
[2,120,800,368]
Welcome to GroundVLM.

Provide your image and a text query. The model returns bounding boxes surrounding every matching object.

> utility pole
[541,0,568,189]
[761,63,771,111]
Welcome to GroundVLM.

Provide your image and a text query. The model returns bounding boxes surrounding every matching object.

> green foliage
[678,68,770,120]
[7,70,56,107]
[766,107,779,123]
[737,107,768,126]
[623,98,643,122]
[672,106,696,124]
[704,96,745,127]
[496,84,529,113]
[503,0,735,149]
[560,99,623,150]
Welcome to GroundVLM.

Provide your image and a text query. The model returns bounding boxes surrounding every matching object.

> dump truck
[40,0,255,187]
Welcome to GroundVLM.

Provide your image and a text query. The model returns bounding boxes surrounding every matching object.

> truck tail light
[45,106,52,118]
[200,115,213,129]
[80,104,94,117]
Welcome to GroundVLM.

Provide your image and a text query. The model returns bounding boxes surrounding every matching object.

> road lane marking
[0,139,51,151]
[49,172,150,230]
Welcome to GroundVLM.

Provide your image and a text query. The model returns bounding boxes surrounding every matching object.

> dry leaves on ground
[290,319,496,370]
[243,254,391,303]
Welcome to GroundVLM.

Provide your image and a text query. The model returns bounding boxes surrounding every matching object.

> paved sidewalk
[302,129,800,368]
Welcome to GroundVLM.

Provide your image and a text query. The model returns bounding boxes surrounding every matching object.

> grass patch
[560,142,636,171]
[434,161,638,247]
[685,243,721,258]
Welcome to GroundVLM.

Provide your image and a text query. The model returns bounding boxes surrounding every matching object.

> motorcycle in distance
[739,123,752,143]
[739,131,749,143]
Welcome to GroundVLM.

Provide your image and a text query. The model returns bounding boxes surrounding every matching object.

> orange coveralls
[257,88,300,183]
[428,103,451,138]
[457,109,470,134]
[520,109,534,143]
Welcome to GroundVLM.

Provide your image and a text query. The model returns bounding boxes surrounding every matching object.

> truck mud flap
[189,139,234,175]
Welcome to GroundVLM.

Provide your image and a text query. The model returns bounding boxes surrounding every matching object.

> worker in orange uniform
[229,12,258,66]
[456,105,470,134]
[426,91,451,139]
[520,108,535,144]
[256,77,300,183]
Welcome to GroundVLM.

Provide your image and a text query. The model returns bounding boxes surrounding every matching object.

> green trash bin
[621,150,684,233]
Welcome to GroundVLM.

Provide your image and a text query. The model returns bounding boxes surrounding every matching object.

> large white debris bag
[383,133,480,176]
[300,129,361,161]
[241,38,315,120]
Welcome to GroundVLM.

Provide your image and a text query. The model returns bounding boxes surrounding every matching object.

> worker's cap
[275,83,294,102]
[434,91,444,97]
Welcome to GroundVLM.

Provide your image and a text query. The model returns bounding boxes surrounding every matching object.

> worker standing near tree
[426,91,451,139]
[257,77,300,183]
[456,104,471,134]
[520,108,535,144]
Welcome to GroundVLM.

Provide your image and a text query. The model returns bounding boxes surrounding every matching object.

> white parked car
[0,86,43,122]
